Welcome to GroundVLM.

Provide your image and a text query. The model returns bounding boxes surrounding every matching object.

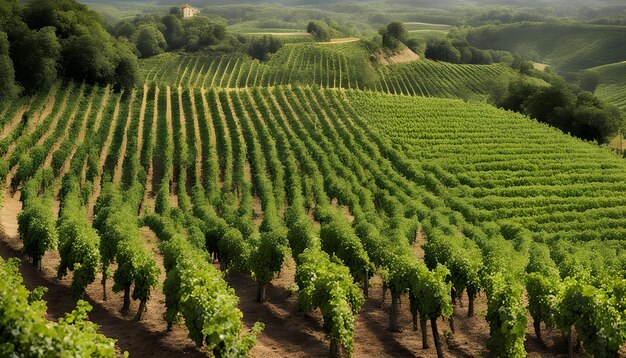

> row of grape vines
[139,42,514,101]
[349,90,626,356]
[373,60,514,98]
[1,83,625,357]
[591,61,626,111]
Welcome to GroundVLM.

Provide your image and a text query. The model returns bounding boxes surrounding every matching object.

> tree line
[0,0,138,104]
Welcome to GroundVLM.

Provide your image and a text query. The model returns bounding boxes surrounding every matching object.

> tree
[57,214,100,298]
[20,0,138,89]
[169,6,183,18]
[113,39,139,90]
[247,35,282,62]
[425,39,461,63]
[320,214,373,296]
[382,254,415,332]
[295,249,364,357]
[485,274,527,358]
[182,17,226,52]
[113,20,136,39]
[161,14,184,50]
[11,26,60,93]
[578,70,600,93]
[409,264,453,357]
[307,21,331,42]
[134,23,166,58]
[380,22,408,51]
[250,230,289,302]
[217,227,250,272]
[0,31,18,103]
[61,32,115,85]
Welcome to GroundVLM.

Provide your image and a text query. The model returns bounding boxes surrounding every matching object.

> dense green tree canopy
[134,23,167,58]
[379,22,408,50]
[0,0,138,99]
[247,35,282,61]
[0,31,18,103]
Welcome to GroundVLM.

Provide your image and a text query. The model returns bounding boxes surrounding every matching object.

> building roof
[181,4,192,9]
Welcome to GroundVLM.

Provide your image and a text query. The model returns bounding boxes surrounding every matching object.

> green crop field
[139,42,519,101]
[590,61,626,111]
[2,1,626,357]
[2,80,626,356]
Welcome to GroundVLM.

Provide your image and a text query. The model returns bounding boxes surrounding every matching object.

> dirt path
[319,37,360,45]
[165,86,178,208]
[213,89,231,189]
[33,86,71,148]
[374,48,420,65]
[242,32,309,37]
[176,86,192,191]
[92,87,112,137]
[0,222,205,357]
[26,85,60,132]
[113,90,137,184]
[166,86,174,185]
[88,93,123,221]
[200,88,218,157]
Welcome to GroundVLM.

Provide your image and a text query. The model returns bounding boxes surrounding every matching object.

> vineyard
[590,61,626,111]
[1,76,626,357]
[139,42,516,100]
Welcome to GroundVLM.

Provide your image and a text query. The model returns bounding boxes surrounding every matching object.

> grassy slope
[466,22,626,75]
[589,61,626,111]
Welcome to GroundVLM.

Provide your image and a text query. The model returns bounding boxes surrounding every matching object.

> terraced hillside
[140,42,517,100]
[590,61,626,111]
[1,81,626,356]
[141,43,374,90]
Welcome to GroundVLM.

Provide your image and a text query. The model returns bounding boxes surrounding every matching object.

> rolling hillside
[140,42,519,100]
[2,82,626,356]
[465,22,626,75]
[590,61,626,111]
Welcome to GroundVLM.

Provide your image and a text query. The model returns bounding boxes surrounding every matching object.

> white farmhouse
[181,4,195,19]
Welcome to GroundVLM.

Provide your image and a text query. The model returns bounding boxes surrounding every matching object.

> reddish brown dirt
[0,195,577,358]
[0,183,574,357]
[0,229,204,358]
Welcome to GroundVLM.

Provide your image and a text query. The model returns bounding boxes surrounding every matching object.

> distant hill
[464,22,626,76]
[590,61,626,111]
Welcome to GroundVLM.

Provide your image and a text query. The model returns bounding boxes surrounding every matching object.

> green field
[590,61,626,111]
[373,60,515,98]
[139,42,520,101]
[465,22,626,75]
[404,21,452,33]
[3,80,626,356]
[3,2,626,357]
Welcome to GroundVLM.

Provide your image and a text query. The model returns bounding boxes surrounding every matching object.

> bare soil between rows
[0,190,571,357]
